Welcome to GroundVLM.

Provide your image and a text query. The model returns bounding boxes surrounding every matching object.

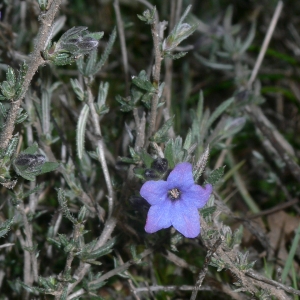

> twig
[113,0,130,95]
[0,243,14,249]
[115,250,141,300]
[248,198,299,219]
[0,0,62,149]
[247,1,283,88]
[190,237,223,300]
[17,203,38,283]
[163,250,195,271]
[88,248,153,288]
[246,270,300,296]
[85,78,114,218]
[133,108,146,151]
[146,10,162,141]
[214,137,232,170]
[67,217,117,295]
[136,285,213,293]
[246,105,300,183]
[15,229,31,300]
[68,247,153,300]
[55,223,82,299]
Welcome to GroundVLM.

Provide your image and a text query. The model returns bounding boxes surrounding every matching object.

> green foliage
[79,237,116,264]
[150,117,174,143]
[76,104,90,160]
[37,0,48,11]
[162,5,198,54]
[235,251,256,271]
[1,2,300,299]
[137,7,156,24]
[57,189,77,224]
[95,82,109,116]
[0,62,28,101]
[0,217,14,238]
[206,166,225,185]
[42,27,103,66]
[76,27,116,76]
[12,143,59,181]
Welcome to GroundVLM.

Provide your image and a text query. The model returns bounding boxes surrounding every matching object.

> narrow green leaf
[1,81,15,99]
[85,49,97,76]
[39,162,60,175]
[4,134,19,158]
[16,110,28,124]
[85,31,104,41]
[57,189,77,224]
[200,206,216,218]
[239,21,256,54]
[6,66,16,86]
[282,224,300,283]
[70,79,85,101]
[94,27,117,74]
[76,104,90,160]
[206,166,225,185]
[0,218,14,238]
[164,140,175,168]
[88,280,107,292]
[194,53,233,70]
[206,97,234,129]
[132,76,155,92]
[22,143,39,155]
[183,129,192,150]
[150,117,174,143]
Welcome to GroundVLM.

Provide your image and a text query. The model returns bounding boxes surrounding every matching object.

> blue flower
[140,162,212,238]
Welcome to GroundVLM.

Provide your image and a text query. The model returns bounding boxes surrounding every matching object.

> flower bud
[14,153,46,168]
[151,158,168,173]
[144,168,159,179]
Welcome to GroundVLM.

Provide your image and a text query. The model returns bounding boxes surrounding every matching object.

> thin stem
[67,217,117,295]
[0,0,62,149]
[84,78,114,217]
[246,270,300,296]
[247,1,283,88]
[113,0,130,95]
[133,108,146,151]
[190,237,223,300]
[134,285,212,293]
[55,224,82,299]
[248,198,298,219]
[146,13,162,141]
[87,248,153,290]
[17,203,38,283]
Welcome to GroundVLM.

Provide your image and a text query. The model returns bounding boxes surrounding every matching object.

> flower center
[168,188,181,200]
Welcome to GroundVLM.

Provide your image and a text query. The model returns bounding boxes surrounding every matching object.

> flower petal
[182,184,213,209]
[167,162,194,189]
[140,180,169,205]
[171,201,200,238]
[145,201,172,233]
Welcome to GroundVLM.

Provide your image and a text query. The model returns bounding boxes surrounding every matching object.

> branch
[246,270,300,296]
[17,203,38,283]
[146,11,163,141]
[190,237,223,300]
[67,217,117,295]
[0,0,63,149]
[247,1,283,88]
[84,78,114,218]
